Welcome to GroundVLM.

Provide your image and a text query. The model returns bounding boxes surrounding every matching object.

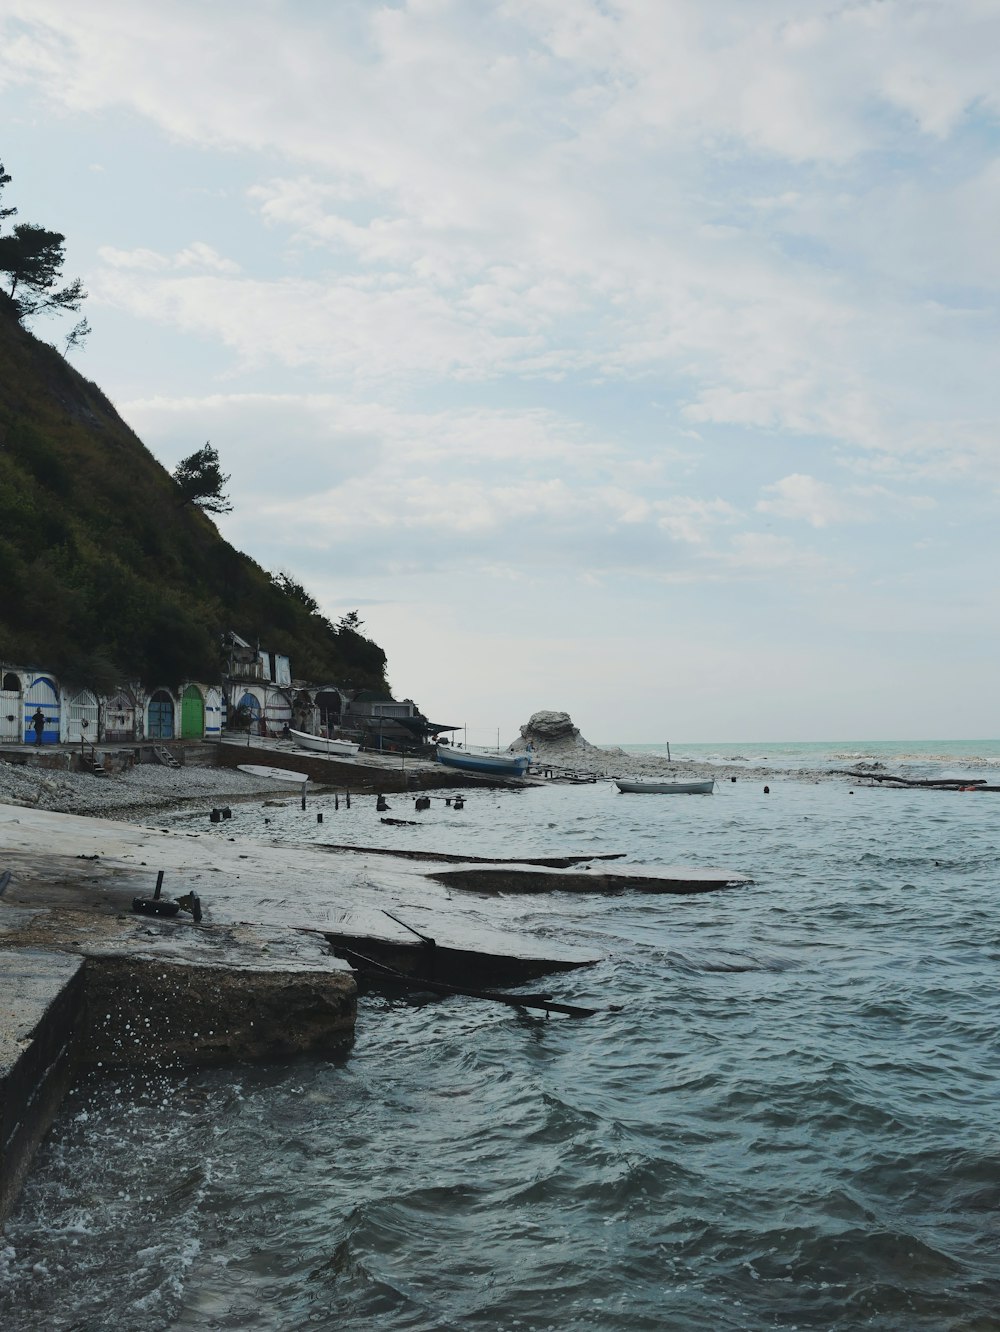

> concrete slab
[0,949,85,1224]
[0,804,602,977]
[430,863,753,895]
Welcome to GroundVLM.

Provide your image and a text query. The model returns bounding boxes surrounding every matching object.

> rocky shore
[0,760,292,818]
[0,720,841,821]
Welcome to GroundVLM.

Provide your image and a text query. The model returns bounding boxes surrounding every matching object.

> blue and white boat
[436,747,531,776]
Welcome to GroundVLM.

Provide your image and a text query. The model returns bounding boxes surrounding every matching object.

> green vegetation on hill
[0,307,388,692]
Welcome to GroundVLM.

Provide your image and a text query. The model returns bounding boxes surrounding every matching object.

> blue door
[238,692,262,735]
[148,691,175,739]
[23,676,59,744]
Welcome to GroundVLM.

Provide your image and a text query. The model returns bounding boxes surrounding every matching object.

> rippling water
[3,754,1000,1330]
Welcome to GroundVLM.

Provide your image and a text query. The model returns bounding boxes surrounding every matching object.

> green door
[181,685,205,738]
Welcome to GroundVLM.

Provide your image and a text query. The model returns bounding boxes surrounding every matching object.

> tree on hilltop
[173,442,233,514]
[271,571,320,615]
[0,161,87,324]
[0,161,15,224]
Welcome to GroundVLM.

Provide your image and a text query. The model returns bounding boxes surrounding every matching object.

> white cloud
[97,243,240,274]
[120,390,749,582]
[4,0,1000,738]
[758,474,939,527]
[757,474,857,528]
[6,0,994,477]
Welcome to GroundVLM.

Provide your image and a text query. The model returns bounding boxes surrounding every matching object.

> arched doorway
[147,690,175,740]
[0,671,22,743]
[180,684,205,738]
[236,691,262,736]
[264,688,292,737]
[65,688,99,743]
[315,689,344,734]
[23,676,59,745]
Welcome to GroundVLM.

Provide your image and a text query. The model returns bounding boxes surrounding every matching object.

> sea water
[2,743,999,1330]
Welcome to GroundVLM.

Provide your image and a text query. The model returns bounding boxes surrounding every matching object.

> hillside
[0,301,388,692]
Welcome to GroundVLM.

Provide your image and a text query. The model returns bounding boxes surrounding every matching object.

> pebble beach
[0,758,289,819]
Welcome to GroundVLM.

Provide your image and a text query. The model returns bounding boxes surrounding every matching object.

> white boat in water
[615,777,715,795]
[437,746,531,776]
[289,727,359,757]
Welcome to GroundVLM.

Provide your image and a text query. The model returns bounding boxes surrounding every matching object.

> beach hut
[0,670,23,743]
[180,684,206,739]
[22,675,60,745]
[146,689,176,740]
[102,689,138,742]
[204,686,223,739]
[63,687,99,744]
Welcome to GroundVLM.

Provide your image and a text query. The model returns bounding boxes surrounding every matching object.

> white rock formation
[509,711,622,761]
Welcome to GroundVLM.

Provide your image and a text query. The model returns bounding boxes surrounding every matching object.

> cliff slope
[0,306,386,690]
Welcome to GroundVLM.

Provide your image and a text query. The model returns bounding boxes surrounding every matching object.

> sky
[1,0,998,745]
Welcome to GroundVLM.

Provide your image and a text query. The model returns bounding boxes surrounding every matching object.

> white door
[205,687,223,738]
[0,674,22,741]
[65,689,99,743]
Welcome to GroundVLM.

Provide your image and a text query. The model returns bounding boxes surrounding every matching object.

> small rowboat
[615,777,715,795]
[288,727,359,757]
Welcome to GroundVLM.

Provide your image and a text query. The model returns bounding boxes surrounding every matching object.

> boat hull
[238,764,309,783]
[289,727,359,757]
[322,931,588,986]
[437,747,530,776]
[615,778,715,794]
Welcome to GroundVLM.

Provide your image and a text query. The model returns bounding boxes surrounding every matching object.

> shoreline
[0,743,844,822]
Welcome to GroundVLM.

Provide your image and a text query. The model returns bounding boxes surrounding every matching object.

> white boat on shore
[289,728,359,757]
[615,777,715,795]
[238,764,309,784]
[437,747,531,777]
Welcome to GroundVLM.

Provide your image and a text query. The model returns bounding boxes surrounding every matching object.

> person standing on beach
[31,708,46,745]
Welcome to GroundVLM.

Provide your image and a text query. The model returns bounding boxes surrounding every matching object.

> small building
[222,634,295,738]
[343,691,443,749]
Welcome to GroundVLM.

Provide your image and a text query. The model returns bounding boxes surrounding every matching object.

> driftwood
[835,770,991,790]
